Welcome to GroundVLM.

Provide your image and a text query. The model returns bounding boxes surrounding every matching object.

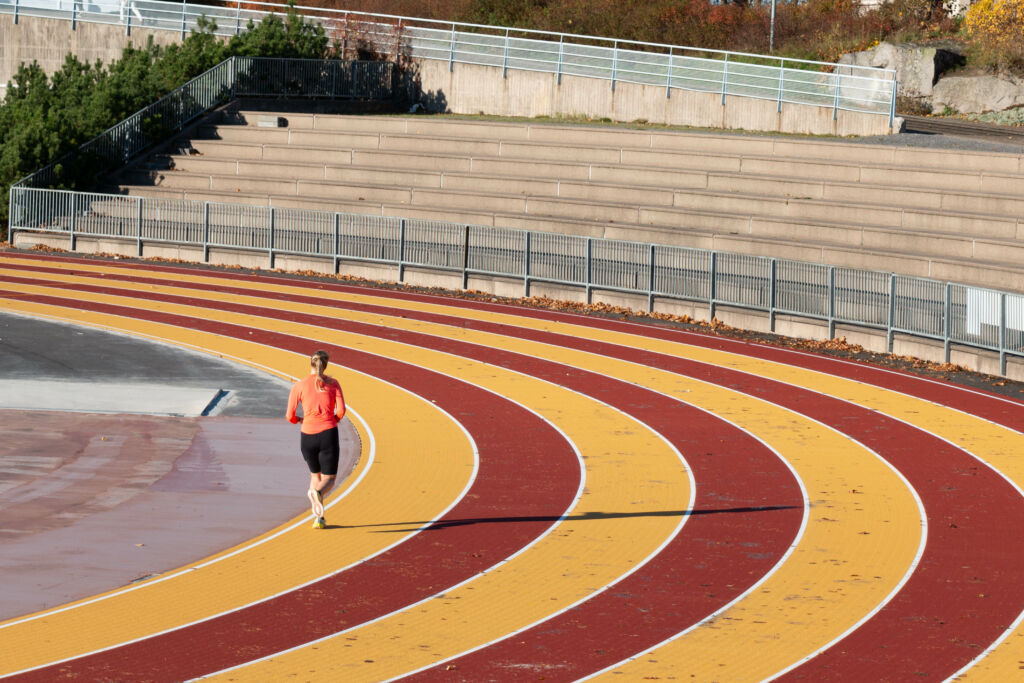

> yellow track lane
[0,298,476,676]
[0,274,690,680]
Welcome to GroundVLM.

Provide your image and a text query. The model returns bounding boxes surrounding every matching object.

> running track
[1,251,1023,682]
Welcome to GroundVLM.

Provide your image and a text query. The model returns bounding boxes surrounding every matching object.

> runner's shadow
[358,505,800,533]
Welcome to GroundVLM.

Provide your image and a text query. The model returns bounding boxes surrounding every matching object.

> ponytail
[311,350,330,392]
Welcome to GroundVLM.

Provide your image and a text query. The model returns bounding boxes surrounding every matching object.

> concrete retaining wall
[410,59,895,137]
[2,15,895,137]
[1,14,181,87]
[14,230,1020,380]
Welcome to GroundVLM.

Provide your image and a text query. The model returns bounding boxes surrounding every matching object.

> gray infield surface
[0,312,360,620]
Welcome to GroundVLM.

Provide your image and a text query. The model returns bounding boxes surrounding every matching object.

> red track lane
[0,293,581,682]
[4,258,1024,678]
[0,289,803,681]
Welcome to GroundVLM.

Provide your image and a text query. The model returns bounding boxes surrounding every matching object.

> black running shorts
[300,427,340,476]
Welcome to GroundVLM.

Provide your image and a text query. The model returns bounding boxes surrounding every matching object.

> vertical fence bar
[833,70,841,120]
[13,0,18,25]
[126,4,131,36]
[828,266,836,338]
[665,47,673,99]
[585,237,593,303]
[721,55,729,105]
[462,224,471,289]
[557,36,564,85]
[890,78,898,129]
[777,60,785,113]
[268,207,275,268]
[1000,293,1007,376]
[333,213,340,273]
[523,231,531,297]
[235,0,242,36]
[611,40,618,92]
[398,218,406,282]
[648,244,656,312]
[709,251,718,321]
[887,273,896,352]
[502,28,510,78]
[203,202,210,262]
[69,196,77,251]
[944,282,952,362]
[72,0,77,30]
[769,258,777,332]
[136,197,143,257]
[449,24,456,72]
[181,1,187,39]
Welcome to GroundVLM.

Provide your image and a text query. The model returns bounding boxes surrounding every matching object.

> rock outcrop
[930,73,1024,114]
[839,41,965,98]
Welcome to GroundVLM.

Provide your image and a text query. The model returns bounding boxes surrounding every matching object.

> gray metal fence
[0,0,897,122]
[10,187,1023,374]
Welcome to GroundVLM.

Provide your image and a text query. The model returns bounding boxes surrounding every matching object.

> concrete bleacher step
[146,149,1024,242]
[190,121,1024,218]
[229,110,1024,177]
[102,109,1024,294]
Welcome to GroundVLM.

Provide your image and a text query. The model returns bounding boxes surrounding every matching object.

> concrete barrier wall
[411,59,895,137]
[1,15,181,86]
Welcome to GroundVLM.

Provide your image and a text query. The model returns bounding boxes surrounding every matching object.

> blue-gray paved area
[0,310,359,620]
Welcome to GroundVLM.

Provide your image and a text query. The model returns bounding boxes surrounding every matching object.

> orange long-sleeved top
[286,374,346,434]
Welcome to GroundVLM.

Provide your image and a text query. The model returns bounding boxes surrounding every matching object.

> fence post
[72,0,77,30]
[721,55,729,105]
[999,293,1007,376]
[449,24,456,72]
[502,28,510,79]
[69,196,77,251]
[557,36,564,86]
[126,4,131,36]
[202,202,210,262]
[398,218,406,282]
[828,266,836,339]
[833,70,841,121]
[648,244,656,312]
[181,1,187,40]
[333,213,340,274]
[610,40,617,92]
[887,274,896,352]
[709,251,717,322]
[585,238,593,303]
[13,0,17,25]
[944,283,952,363]
[889,79,898,130]
[235,0,241,36]
[777,60,785,113]
[136,197,143,257]
[268,207,276,269]
[665,48,673,99]
[769,258,777,333]
[523,231,531,298]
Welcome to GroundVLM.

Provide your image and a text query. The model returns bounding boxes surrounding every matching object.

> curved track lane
[1,253,1023,682]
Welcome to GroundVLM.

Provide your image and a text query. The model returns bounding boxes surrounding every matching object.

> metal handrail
[0,0,898,121]
[9,187,1023,375]
[12,57,396,190]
